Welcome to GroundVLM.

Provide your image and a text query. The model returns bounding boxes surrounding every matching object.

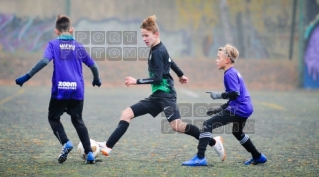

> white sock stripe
[240,137,247,144]
[200,132,212,136]
[199,135,212,139]
[240,134,249,144]
[199,132,212,139]
[200,132,212,135]
[199,134,212,137]
[199,133,212,136]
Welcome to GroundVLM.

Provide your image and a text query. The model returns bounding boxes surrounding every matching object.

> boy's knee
[169,119,185,132]
[48,115,59,121]
[120,108,134,122]
[171,124,179,132]
[71,115,85,125]
[70,113,81,120]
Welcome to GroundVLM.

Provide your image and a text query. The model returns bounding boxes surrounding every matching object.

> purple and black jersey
[224,67,253,118]
[43,35,95,100]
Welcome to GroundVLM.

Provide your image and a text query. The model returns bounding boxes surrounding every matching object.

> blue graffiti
[304,19,319,88]
[0,14,55,52]
[0,14,191,57]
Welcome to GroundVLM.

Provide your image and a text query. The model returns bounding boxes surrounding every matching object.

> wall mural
[304,17,319,88]
[0,14,55,52]
[0,14,191,57]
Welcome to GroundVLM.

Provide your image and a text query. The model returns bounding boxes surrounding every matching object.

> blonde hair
[140,15,159,33]
[219,44,239,63]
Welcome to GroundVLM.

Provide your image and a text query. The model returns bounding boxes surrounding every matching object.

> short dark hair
[55,15,71,32]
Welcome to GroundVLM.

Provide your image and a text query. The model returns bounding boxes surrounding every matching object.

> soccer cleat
[182,155,207,166]
[97,141,112,156]
[212,136,226,161]
[85,152,95,164]
[244,154,267,165]
[58,140,73,163]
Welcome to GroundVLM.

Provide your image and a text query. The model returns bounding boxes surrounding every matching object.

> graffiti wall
[0,0,295,59]
[0,14,55,52]
[175,0,292,59]
[74,18,191,57]
[0,14,190,57]
[304,18,319,88]
[303,0,319,89]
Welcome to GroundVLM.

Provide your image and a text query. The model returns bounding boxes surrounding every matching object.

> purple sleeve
[43,42,54,61]
[78,46,95,67]
[224,73,240,92]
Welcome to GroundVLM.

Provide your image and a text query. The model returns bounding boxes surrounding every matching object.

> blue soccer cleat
[182,155,207,166]
[86,152,95,164]
[244,154,267,165]
[58,140,73,163]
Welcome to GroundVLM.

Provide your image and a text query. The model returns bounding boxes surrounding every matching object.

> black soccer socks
[106,120,130,148]
[184,124,216,146]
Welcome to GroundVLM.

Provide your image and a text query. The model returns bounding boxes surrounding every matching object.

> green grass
[0,86,318,176]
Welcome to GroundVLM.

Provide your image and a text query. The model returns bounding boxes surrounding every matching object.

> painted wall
[0,0,297,59]
[304,17,319,88]
[303,0,319,89]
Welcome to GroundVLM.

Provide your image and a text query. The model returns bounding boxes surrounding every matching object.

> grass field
[0,85,318,176]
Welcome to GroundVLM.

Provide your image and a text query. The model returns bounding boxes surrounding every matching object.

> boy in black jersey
[98,15,226,162]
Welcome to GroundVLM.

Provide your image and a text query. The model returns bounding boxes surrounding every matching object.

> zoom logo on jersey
[58,81,77,90]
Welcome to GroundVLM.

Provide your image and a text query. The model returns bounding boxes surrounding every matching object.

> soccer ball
[77,139,100,160]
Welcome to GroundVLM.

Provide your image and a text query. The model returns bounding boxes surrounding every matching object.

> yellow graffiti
[228,0,292,33]
[176,0,292,33]
[176,0,218,32]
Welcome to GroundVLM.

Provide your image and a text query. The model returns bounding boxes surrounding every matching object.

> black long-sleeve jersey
[136,42,184,97]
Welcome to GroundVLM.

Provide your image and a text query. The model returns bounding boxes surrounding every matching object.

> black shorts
[48,97,83,119]
[205,109,248,133]
[130,94,181,122]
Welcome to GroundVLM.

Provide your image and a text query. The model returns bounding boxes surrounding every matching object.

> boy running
[98,15,226,162]
[15,15,101,164]
[182,44,267,166]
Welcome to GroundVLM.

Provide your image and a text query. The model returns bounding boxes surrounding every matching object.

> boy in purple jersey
[182,44,267,166]
[15,15,101,164]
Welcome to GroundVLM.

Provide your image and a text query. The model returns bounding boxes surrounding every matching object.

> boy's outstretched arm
[15,58,50,87]
[206,91,240,100]
[90,62,101,87]
[170,59,188,84]
[125,53,164,86]
[170,59,184,77]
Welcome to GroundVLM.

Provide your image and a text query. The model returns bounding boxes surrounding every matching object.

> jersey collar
[57,35,75,40]
[224,66,234,74]
[151,41,162,50]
